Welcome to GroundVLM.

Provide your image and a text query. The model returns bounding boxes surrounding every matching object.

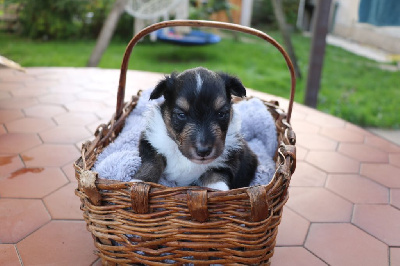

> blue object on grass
[156,28,221,45]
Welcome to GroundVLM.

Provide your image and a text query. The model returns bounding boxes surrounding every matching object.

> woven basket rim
[74,94,295,196]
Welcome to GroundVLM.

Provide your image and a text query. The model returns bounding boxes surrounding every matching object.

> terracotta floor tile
[391,248,400,266]
[61,76,92,87]
[36,75,66,82]
[270,247,326,266]
[290,161,327,187]
[295,145,308,161]
[365,135,400,153]
[125,71,170,93]
[65,100,106,113]
[0,167,68,198]
[353,204,400,246]
[360,163,400,188]
[306,151,360,174]
[35,75,63,81]
[0,69,31,82]
[43,183,83,220]
[0,245,20,266]
[49,85,89,95]
[291,102,314,115]
[0,155,24,178]
[76,91,112,101]
[305,223,388,266]
[54,112,100,126]
[95,106,116,120]
[0,90,11,100]
[23,80,59,89]
[5,117,55,133]
[0,97,38,109]
[39,125,91,144]
[86,117,110,134]
[0,110,24,123]
[92,258,102,265]
[0,198,50,243]
[296,133,338,150]
[276,206,310,246]
[326,174,388,204]
[0,133,42,154]
[33,69,65,78]
[5,77,37,85]
[390,153,400,168]
[62,163,77,183]
[0,82,12,91]
[290,120,320,133]
[21,144,79,167]
[0,125,6,135]
[345,123,374,136]
[305,112,346,128]
[286,187,353,222]
[0,82,24,91]
[24,104,67,118]
[320,127,365,143]
[391,189,400,209]
[11,87,48,97]
[87,83,119,94]
[75,137,92,151]
[338,143,389,163]
[103,97,118,107]
[38,93,77,105]
[17,221,98,266]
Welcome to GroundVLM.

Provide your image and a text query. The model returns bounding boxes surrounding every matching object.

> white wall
[332,0,400,53]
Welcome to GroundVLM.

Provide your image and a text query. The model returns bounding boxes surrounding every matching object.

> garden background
[1,0,399,129]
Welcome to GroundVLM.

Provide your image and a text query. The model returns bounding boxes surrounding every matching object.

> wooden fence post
[271,0,302,79]
[87,0,128,67]
[304,0,332,108]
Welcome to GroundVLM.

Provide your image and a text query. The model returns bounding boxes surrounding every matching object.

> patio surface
[0,67,399,266]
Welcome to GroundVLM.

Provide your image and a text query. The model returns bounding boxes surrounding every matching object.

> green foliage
[189,0,235,20]
[113,12,134,42]
[6,0,112,39]
[251,0,299,28]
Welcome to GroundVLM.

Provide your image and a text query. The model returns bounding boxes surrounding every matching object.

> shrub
[6,0,112,40]
[251,0,299,28]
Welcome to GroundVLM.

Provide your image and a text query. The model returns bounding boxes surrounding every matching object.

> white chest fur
[144,105,242,187]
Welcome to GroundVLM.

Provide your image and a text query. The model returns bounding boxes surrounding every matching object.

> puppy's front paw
[207,181,229,191]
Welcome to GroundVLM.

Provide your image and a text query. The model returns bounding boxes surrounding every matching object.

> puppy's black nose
[196,145,212,157]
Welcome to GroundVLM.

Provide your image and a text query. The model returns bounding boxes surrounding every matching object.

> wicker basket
[74,20,296,265]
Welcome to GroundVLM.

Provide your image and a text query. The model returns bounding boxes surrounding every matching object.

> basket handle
[116,20,296,123]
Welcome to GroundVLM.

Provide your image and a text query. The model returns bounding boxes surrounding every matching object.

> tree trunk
[271,0,302,79]
[87,0,128,67]
[304,0,332,108]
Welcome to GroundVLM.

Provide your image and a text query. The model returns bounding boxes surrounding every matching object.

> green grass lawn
[1,31,399,128]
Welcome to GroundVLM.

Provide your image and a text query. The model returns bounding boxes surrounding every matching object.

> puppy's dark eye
[176,112,187,120]
[217,111,228,119]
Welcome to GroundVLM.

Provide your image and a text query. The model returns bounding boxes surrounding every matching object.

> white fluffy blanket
[93,89,278,187]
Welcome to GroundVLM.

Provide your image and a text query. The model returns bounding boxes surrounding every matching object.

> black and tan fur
[131,67,258,190]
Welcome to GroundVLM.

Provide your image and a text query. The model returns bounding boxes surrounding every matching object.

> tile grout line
[301,223,331,266]
[14,219,53,245]
[350,206,395,250]
[14,244,24,266]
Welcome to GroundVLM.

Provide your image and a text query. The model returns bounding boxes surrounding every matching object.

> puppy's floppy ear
[218,72,246,98]
[150,73,176,100]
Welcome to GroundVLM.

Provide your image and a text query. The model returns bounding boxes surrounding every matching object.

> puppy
[131,67,258,191]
